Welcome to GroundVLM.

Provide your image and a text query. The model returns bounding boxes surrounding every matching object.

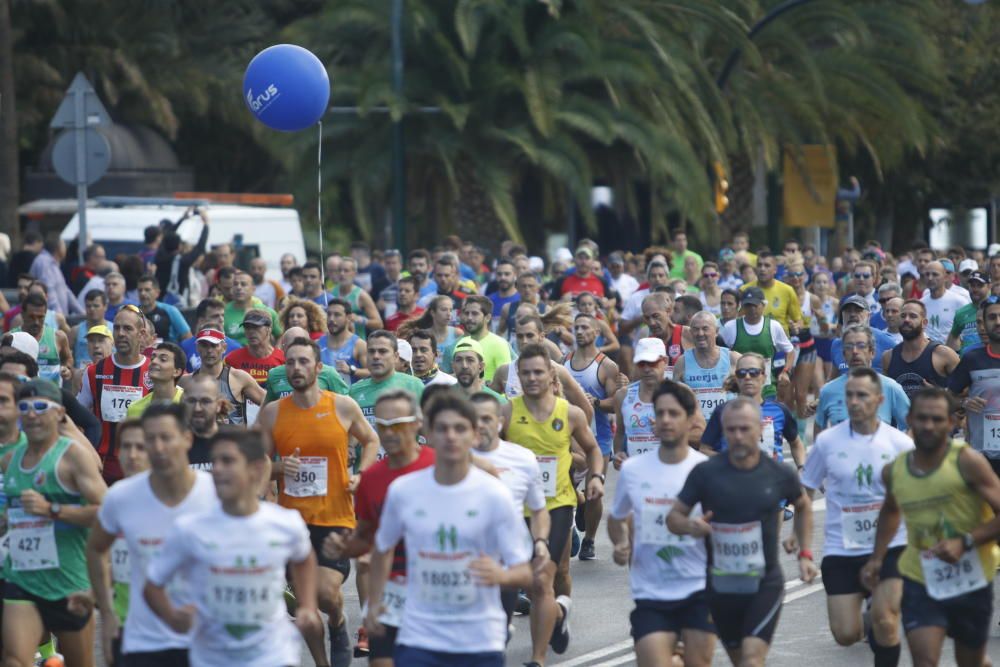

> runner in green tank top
[0,379,108,667]
[335,258,384,338]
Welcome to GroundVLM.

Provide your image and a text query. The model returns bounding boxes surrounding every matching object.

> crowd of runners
[0,225,998,666]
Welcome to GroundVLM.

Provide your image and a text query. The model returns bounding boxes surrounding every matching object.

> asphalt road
[94,467,1000,666]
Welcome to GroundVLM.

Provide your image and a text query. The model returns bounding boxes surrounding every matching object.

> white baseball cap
[633,337,666,364]
[5,331,39,361]
[553,247,573,264]
[959,258,979,274]
[397,339,413,364]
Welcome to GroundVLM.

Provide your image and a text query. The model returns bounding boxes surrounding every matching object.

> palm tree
[282,0,747,249]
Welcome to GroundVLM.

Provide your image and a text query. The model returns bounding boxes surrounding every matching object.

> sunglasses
[735,368,764,379]
[853,273,872,280]
[120,304,146,320]
[18,400,59,415]
[702,272,719,279]
[374,415,419,432]
[786,271,805,278]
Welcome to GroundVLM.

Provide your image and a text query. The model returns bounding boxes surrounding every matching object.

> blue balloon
[243,44,330,132]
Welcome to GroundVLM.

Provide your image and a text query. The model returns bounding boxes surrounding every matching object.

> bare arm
[490,365,508,394]
[235,369,266,405]
[359,292,384,332]
[597,320,619,355]
[557,366,594,422]
[789,437,806,469]
[935,345,960,376]
[672,355,686,384]
[569,404,605,502]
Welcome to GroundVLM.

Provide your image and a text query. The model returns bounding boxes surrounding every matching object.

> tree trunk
[452,164,509,255]
[0,0,18,241]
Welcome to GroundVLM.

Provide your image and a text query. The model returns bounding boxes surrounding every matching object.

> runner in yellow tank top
[499,343,606,659]
[257,336,379,666]
[862,388,1000,667]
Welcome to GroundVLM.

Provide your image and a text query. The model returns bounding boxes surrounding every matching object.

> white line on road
[785,582,825,602]
[589,653,637,667]
[550,640,633,666]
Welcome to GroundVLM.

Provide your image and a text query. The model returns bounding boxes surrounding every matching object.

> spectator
[28,232,82,315]
[153,207,210,305]
[139,223,162,268]
[7,230,42,286]
[278,252,298,294]
[70,243,106,294]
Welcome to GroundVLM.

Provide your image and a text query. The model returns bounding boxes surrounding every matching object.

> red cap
[195,328,225,345]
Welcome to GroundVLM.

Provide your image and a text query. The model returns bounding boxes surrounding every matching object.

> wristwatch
[349,364,358,375]
[49,502,62,519]
[592,473,606,483]
[962,533,975,553]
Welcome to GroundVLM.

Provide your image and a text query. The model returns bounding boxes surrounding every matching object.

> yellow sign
[783,146,836,229]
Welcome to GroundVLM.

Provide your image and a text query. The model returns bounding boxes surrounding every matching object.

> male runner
[145,429,328,667]
[179,298,241,372]
[563,313,619,561]
[452,338,506,402]
[862,388,1000,667]
[258,336,379,667]
[920,261,970,344]
[86,403,217,666]
[609,380,715,667]
[183,374,222,471]
[674,311,740,423]
[884,301,959,399]
[224,308,285,387]
[668,398,818,667]
[15,292,71,386]
[829,295,902,377]
[319,298,368,387]
[802,368,913,667]
[181,328,263,426]
[322,390,435,666]
[641,292,692,380]
[126,342,185,418]
[335,257,384,338]
[69,289,112,370]
[502,344,606,655]
[349,330,426,439]
[408,330,457,386]
[78,304,152,483]
[815,326,910,435]
[265,327,349,402]
[135,274,192,344]
[946,270,989,353]
[1,379,108,667]
[365,391,532,666]
[223,271,281,346]
[471,392,552,667]
[443,296,512,382]
[721,287,794,399]
[702,353,805,470]
[740,252,803,334]
[948,297,1000,476]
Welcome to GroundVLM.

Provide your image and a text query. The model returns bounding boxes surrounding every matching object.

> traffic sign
[49,73,111,129]
[52,128,111,186]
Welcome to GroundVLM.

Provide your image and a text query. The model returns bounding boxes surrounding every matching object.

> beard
[899,324,922,340]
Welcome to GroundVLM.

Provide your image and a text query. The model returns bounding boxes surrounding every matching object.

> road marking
[551,640,633,666]
[785,582,825,602]
[589,653,636,667]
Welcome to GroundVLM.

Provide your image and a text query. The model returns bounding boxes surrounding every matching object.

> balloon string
[317,120,328,307]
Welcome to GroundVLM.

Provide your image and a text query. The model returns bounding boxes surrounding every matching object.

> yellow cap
[86,324,113,339]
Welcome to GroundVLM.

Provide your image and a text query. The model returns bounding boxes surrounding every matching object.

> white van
[59,200,306,282]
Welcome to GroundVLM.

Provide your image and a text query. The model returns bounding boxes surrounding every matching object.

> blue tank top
[715,399,789,463]
[682,347,733,422]
[562,351,612,451]
[320,333,360,387]
[74,319,113,369]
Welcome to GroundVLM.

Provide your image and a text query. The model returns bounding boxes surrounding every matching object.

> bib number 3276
[920,550,988,601]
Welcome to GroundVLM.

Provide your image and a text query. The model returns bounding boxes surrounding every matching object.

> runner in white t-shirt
[144,428,328,667]
[86,406,219,667]
[920,261,970,343]
[471,392,553,666]
[609,380,716,667]
[801,367,913,667]
[366,391,532,666]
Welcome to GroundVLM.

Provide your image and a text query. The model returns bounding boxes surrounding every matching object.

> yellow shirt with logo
[890,441,999,585]
[741,280,802,334]
[506,396,575,512]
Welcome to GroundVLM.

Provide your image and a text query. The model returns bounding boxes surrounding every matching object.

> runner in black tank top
[886,341,947,398]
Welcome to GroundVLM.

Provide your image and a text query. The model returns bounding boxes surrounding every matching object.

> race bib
[711,521,765,579]
[8,508,59,571]
[206,567,283,626]
[111,537,130,584]
[537,456,557,498]
[841,503,881,549]
[763,359,774,385]
[984,413,1000,453]
[100,384,143,422]
[245,401,261,427]
[639,497,690,547]
[695,388,726,421]
[416,551,475,609]
[920,550,988,601]
[378,576,407,627]
[627,439,657,458]
[284,457,328,498]
[759,419,776,458]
